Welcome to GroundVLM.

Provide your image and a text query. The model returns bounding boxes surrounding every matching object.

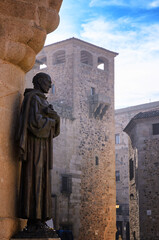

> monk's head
[32,72,52,93]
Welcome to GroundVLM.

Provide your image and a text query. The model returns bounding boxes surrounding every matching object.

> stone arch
[80,50,93,66]
[53,50,66,65]
[97,56,109,71]
[39,56,47,69]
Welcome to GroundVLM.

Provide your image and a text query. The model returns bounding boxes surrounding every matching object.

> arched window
[97,57,109,71]
[53,50,66,65]
[39,56,47,69]
[81,50,93,66]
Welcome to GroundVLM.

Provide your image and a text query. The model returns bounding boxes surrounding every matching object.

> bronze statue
[17,72,60,237]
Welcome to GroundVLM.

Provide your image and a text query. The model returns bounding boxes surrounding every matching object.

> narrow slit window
[129,158,134,180]
[95,156,99,165]
[91,87,95,96]
[116,170,120,182]
[52,84,55,94]
[115,134,120,144]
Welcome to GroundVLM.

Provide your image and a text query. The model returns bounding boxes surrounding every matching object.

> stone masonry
[124,109,159,240]
[0,0,62,239]
[115,101,159,240]
[26,38,118,240]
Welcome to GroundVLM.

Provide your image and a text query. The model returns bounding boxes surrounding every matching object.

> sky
[45,0,159,109]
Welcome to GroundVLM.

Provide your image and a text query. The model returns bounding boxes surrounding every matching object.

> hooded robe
[18,89,60,220]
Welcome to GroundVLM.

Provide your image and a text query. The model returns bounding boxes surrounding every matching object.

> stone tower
[26,38,118,240]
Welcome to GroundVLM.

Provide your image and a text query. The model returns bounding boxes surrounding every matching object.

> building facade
[115,101,159,240]
[26,38,118,240]
[124,109,159,240]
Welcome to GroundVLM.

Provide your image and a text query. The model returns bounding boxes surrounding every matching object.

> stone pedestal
[11,239,61,240]
[0,0,62,239]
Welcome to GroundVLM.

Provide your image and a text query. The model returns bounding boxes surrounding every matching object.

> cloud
[45,5,79,45]
[89,0,159,9]
[115,57,159,108]
[148,0,159,8]
[89,0,126,7]
[149,0,159,8]
[80,17,159,108]
[80,16,159,57]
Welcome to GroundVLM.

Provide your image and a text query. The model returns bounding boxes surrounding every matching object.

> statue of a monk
[17,72,60,235]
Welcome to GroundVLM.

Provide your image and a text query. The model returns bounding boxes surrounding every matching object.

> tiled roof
[44,37,118,56]
[124,109,159,134]
[133,109,159,120]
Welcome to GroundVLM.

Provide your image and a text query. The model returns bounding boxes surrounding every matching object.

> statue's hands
[43,107,49,114]
[43,106,55,115]
[48,104,54,110]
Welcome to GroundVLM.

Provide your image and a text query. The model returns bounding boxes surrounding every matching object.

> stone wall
[124,112,159,240]
[115,101,159,240]
[128,143,140,240]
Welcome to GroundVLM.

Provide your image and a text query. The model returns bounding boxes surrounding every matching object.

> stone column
[0,0,62,239]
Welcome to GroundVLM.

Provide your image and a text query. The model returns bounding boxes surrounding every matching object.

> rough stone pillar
[0,0,62,239]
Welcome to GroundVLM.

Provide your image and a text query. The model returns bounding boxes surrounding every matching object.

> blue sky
[46,0,159,109]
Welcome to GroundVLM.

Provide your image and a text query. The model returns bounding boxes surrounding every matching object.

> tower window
[81,50,93,66]
[39,56,47,69]
[91,87,95,96]
[95,156,99,165]
[53,50,65,65]
[61,175,72,194]
[115,134,120,144]
[97,57,109,71]
[40,64,47,69]
[116,205,122,214]
[116,170,120,182]
[152,123,159,135]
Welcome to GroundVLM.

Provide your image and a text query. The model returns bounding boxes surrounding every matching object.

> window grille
[61,175,72,194]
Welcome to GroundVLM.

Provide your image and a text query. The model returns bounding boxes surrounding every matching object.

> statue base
[11,239,60,240]
[11,227,60,239]
[11,220,60,239]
